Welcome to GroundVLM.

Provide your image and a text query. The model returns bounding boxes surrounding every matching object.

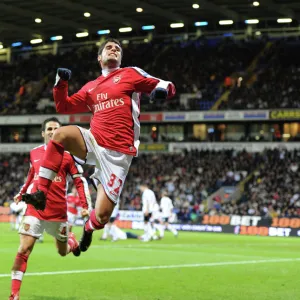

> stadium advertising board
[270,110,300,120]
[138,143,168,152]
[203,112,225,120]
[139,113,163,122]
[0,110,278,124]
[242,111,268,119]
[1,208,300,236]
[163,113,186,121]
[114,212,300,237]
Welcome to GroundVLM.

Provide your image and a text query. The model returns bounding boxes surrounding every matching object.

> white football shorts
[74,126,133,204]
[19,216,68,243]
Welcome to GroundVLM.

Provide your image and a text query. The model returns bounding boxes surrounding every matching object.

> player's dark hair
[41,117,62,132]
[98,38,123,57]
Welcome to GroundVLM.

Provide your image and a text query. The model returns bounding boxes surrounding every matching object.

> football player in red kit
[67,185,88,231]
[22,38,176,253]
[9,117,91,300]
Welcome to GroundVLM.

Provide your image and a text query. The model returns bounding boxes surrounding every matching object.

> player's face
[98,42,122,68]
[42,121,60,145]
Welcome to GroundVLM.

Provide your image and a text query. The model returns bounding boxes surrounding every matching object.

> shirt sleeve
[68,158,92,210]
[130,67,176,99]
[19,154,35,195]
[53,80,91,114]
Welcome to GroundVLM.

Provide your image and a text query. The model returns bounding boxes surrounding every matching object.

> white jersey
[110,225,127,240]
[151,203,162,221]
[142,188,157,214]
[160,196,174,218]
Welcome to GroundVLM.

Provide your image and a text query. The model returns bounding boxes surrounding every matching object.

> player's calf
[79,210,106,252]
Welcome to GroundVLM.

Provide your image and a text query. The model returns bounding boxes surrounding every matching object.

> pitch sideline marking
[0,258,300,278]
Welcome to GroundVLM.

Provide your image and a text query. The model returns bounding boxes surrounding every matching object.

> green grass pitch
[0,223,299,300]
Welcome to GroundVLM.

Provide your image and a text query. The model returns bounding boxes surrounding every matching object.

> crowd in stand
[3,37,300,114]
[220,148,300,218]
[0,38,265,114]
[220,41,300,110]
[3,149,299,222]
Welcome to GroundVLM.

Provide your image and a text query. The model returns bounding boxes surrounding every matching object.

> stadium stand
[0,38,266,114]
[5,149,300,222]
[3,38,300,114]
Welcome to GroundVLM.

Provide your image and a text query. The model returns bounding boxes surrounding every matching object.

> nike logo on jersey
[88,88,95,92]
[34,159,40,162]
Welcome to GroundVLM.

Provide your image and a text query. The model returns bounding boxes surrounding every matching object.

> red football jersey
[53,67,176,156]
[20,145,90,221]
[67,193,81,215]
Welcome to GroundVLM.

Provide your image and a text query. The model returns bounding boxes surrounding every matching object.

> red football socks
[85,210,106,232]
[11,252,29,294]
[38,140,64,194]
[68,233,78,252]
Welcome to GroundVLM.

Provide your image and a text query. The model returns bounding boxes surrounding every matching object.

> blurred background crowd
[2,38,300,114]
[2,148,300,222]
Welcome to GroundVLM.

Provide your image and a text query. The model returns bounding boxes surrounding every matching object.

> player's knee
[53,128,67,144]
[96,211,110,224]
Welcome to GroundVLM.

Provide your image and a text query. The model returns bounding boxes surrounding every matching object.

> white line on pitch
[0,258,300,278]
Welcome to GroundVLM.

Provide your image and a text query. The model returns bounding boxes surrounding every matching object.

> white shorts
[67,212,77,225]
[74,127,133,204]
[19,216,68,243]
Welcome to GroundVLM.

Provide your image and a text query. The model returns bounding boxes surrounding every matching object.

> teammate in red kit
[22,38,176,253]
[9,117,91,300]
[67,185,86,232]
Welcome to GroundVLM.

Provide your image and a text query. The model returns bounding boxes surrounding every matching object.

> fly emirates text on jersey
[93,93,125,113]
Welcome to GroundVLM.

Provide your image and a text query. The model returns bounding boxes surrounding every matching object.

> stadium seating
[4,149,295,221]
[1,38,266,114]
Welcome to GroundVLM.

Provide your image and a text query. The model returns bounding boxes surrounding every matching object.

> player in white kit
[160,190,178,237]
[10,202,27,231]
[100,203,119,240]
[139,183,158,241]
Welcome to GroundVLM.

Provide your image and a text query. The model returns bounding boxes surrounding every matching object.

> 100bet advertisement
[115,211,300,238]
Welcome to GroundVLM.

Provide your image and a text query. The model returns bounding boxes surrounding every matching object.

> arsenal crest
[60,226,67,236]
[113,75,121,84]
[23,223,30,231]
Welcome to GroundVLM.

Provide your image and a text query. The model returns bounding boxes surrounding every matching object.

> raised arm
[53,68,91,114]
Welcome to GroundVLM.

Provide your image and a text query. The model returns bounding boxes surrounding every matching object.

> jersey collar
[102,67,120,77]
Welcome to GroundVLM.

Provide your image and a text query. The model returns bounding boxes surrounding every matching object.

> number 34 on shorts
[107,173,123,197]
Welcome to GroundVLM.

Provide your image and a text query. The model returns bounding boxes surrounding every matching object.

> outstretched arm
[130,67,176,101]
[53,68,91,114]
